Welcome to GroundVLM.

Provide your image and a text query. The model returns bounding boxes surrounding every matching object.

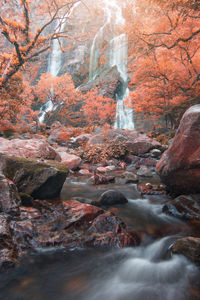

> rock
[172,237,200,265]
[129,135,162,156]
[162,194,200,221]
[79,66,123,99]
[93,173,115,185]
[96,167,108,173]
[56,151,82,170]
[0,137,61,161]
[0,154,68,199]
[0,249,16,270]
[105,166,116,172]
[11,200,137,252]
[0,173,21,214]
[99,190,128,206]
[68,134,92,148]
[115,171,138,184]
[151,149,162,158]
[137,166,154,177]
[47,127,72,145]
[79,169,91,176]
[88,134,104,145]
[156,105,200,195]
[0,214,12,248]
[19,193,34,207]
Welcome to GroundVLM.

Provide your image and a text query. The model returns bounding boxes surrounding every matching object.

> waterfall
[39,2,80,123]
[89,0,135,129]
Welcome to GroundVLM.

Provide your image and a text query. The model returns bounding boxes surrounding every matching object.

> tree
[23,72,81,126]
[82,88,116,126]
[124,0,200,128]
[0,0,82,87]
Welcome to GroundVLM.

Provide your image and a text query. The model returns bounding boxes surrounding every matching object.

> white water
[39,2,80,123]
[85,237,197,300]
[89,0,135,129]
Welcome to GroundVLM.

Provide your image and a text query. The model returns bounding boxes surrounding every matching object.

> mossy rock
[0,154,69,200]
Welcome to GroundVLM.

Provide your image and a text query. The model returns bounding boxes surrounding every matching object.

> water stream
[89,0,135,129]
[0,177,199,300]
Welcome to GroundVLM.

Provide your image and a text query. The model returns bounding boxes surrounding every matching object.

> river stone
[99,190,128,206]
[172,237,200,265]
[0,154,68,199]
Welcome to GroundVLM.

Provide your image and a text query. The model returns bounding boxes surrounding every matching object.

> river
[0,176,199,300]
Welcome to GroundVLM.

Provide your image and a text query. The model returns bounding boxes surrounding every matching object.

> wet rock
[93,172,115,185]
[79,169,91,176]
[115,171,138,184]
[96,167,108,173]
[99,190,128,206]
[137,166,154,177]
[0,154,68,199]
[0,249,16,270]
[0,137,61,161]
[151,149,162,158]
[19,193,34,207]
[0,214,12,248]
[0,173,21,214]
[162,194,200,221]
[10,200,136,252]
[172,237,200,265]
[138,183,166,196]
[156,105,200,195]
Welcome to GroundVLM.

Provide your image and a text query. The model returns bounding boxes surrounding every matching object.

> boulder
[0,154,68,199]
[99,190,128,206]
[129,135,162,156]
[0,137,61,161]
[11,200,137,253]
[56,150,82,170]
[68,134,92,148]
[79,66,123,99]
[115,171,138,184]
[137,165,154,177]
[156,105,200,195]
[0,173,21,214]
[172,237,200,265]
[163,194,200,221]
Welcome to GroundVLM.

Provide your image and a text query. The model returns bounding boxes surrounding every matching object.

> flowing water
[89,0,135,129]
[39,2,81,123]
[0,177,199,300]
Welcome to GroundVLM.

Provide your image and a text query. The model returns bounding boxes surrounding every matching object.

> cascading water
[39,2,80,123]
[89,0,135,129]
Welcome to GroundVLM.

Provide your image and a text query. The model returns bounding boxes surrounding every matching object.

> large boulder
[0,173,21,214]
[0,137,60,161]
[0,154,68,199]
[156,105,200,195]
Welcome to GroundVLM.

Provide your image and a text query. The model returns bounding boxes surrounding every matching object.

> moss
[0,155,68,180]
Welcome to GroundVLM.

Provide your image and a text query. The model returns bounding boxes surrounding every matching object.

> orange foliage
[82,88,116,126]
[0,0,82,87]
[125,0,200,128]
